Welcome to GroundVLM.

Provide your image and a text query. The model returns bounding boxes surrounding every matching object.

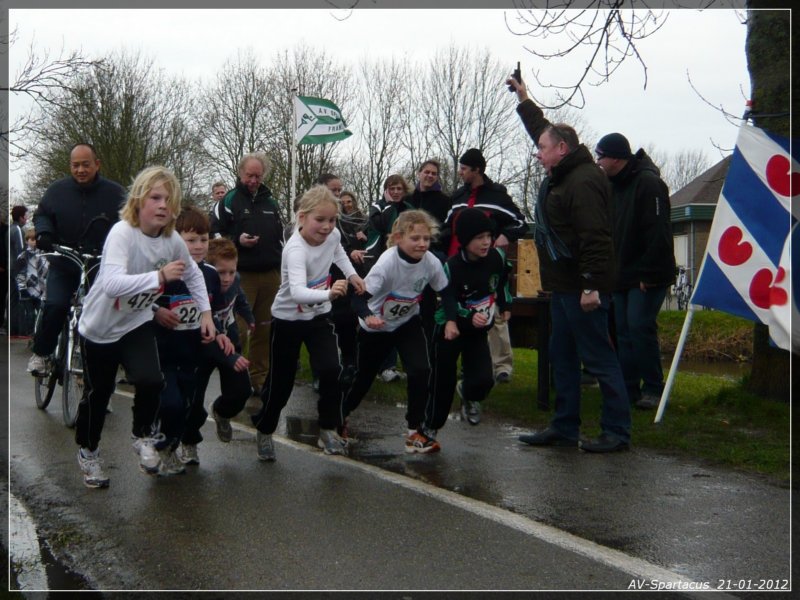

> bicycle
[674,265,692,311]
[32,244,101,427]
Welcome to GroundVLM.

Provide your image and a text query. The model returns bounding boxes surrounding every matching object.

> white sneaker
[77,448,110,489]
[132,434,164,474]
[158,447,186,476]
[317,429,347,456]
[177,443,199,465]
[27,354,47,375]
[256,432,276,462]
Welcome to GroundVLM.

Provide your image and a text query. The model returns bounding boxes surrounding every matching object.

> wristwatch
[582,289,596,295]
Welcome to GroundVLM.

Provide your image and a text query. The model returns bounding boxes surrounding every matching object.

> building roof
[670,156,732,208]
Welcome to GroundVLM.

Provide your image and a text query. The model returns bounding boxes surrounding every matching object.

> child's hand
[444,321,459,340]
[365,315,385,330]
[350,249,366,264]
[328,279,348,300]
[247,321,256,334]
[233,355,250,372]
[216,333,235,355]
[161,260,185,283]
[348,274,366,295]
[501,310,511,323]
[200,312,216,343]
[472,312,489,328]
[153,306,179,329]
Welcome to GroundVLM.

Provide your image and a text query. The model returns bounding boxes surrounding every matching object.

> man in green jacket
[508,75,631,453]
[595,133,675,410]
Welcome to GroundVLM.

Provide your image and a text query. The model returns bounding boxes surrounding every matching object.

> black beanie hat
[459,148,486,172]
[456,208,493,248]
[595,133,632,159]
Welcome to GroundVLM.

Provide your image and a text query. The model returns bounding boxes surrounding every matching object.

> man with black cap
[507,74,630,453]
[595,133,675,410]
[442,148,527,384]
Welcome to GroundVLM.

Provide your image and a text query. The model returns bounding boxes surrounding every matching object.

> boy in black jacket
[425,209,511,437]
[178,237,254,466]
[153,208,248,473]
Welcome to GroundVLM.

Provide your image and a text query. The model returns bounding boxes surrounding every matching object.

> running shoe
[77,448,110,489]
[177,443,199,465]
[212,408,233,443]
[317,429,347,455]
[158,447,187,476]
[256,432,276,462]
[405,430,441,454]
[132,434,163,474]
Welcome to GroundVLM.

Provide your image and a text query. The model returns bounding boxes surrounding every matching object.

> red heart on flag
[765,154,799,197]
[749,267,788,309]
[718,226,752,266]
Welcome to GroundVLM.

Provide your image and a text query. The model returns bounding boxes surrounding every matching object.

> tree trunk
[743,5,794,401]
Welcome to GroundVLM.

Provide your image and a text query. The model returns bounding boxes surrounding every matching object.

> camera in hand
[507,61,521,92]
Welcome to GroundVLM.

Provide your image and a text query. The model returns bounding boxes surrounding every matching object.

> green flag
[294,95,352,145]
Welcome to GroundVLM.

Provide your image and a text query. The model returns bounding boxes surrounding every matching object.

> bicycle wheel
[62,324,84,428]
[32,310,57,410]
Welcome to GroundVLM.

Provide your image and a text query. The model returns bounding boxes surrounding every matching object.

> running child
[152,207,245,474]
[250,185,365,461]
[343,209,457,453]
[179,236,254,465]
[424,208,511,435]
[74,166,215,488]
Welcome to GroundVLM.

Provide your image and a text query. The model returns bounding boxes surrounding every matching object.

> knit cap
[456,208,493,248]
[459,148,487,171]
[595,133,633,159]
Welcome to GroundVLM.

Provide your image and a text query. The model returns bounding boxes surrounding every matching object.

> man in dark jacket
[443,148,527,384]
[595,132,675,410]
[212,152,284,394]
[27,143,124,375]
[508,77,630,453]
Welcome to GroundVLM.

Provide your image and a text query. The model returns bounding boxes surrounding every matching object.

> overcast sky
[8,7,750,190]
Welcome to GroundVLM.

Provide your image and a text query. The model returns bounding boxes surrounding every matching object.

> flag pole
[291,89,298,208]
[654,304,695,423]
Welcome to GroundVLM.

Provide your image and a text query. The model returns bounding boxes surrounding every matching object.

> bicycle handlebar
[44,245,101,273]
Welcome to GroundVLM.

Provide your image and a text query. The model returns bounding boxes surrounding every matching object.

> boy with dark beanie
[424,208,511,438]
[442,148,526,384]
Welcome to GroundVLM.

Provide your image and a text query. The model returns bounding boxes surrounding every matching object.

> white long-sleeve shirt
[79,221,210,343]
[271,228,356,321]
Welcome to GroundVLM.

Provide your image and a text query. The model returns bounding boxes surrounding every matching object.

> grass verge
[298,340,789,484]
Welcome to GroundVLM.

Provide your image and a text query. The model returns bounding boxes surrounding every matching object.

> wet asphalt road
[3,337,793,594]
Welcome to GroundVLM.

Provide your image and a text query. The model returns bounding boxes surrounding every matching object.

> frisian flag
[690,124,797,351]
[294,95,352,145]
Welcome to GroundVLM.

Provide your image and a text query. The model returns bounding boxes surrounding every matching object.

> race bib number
[466,294,495,319]
[381,293,420,321]
[115,290,161,313]
[169,295,202,330]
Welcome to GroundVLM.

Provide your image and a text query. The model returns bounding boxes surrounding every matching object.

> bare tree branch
[505,0,668,109]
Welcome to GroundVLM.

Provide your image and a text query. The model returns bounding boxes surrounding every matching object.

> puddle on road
[39,540,96,591]
[11,536,95,592]
[284,416,515,507]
